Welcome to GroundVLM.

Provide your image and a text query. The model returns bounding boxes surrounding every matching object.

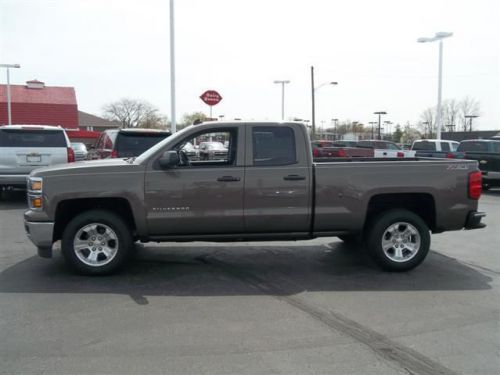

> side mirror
[158,151,180,169]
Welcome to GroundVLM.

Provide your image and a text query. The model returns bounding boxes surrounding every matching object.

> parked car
[88,128,171,159]
[181,142,199,160]
[0,124,74,190]
[71,142,88,161]
[458,139,500,189]
[311,140,373,158]
[24,122,485,275]
[411,139,464,159]
[357,140,416,158]
[198,141,228,160]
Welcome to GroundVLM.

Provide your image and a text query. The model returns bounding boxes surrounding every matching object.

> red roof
[0,84,77,105]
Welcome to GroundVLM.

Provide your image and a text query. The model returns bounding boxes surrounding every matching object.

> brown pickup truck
[24,122,486,275]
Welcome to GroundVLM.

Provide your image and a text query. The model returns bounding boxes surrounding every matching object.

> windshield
[135,125,193,164]
[412,141,436,151]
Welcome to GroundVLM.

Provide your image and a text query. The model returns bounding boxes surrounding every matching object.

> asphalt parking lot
[0,190,499,375]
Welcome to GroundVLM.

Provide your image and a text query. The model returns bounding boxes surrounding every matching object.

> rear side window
[413,141,436,151]
[116,132,170,157]
[457,141,489,152]
[493,142,500,153]
[440,142,450,151]
[0,129,67,147]
[252,127,296,166]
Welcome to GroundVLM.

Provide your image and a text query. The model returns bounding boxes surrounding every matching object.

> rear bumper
[464,211,486,230]
[0,174,28,188]
[24,220,54,258]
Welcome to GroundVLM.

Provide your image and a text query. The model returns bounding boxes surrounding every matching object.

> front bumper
[24,220,54,258]
[464,211,486,230]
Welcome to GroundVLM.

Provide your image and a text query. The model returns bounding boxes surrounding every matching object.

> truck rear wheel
[61,210,132,275]
[366,209,430,272]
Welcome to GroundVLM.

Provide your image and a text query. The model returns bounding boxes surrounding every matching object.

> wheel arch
[364,193,436,233]
[53,198,137,242]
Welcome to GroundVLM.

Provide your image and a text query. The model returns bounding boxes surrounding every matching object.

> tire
[61,210,133,275]
[366,209,430,272]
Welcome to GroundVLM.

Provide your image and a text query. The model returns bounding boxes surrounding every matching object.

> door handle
[283,175,306,181]
[217,176,241,182]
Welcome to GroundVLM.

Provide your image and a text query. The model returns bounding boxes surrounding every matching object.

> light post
[0,63,21,125]
[273,80,290,120]
[369,122,377,139]
[418,31,453,140]
[169,0,176,133]
[311,66,337,139]
[384,120,393,139]
[464,115,479,132]
[374,111,387,140]
[331,118,339,140]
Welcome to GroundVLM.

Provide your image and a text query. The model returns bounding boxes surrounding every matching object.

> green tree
[392,124,403,143]
[179,112,208,129]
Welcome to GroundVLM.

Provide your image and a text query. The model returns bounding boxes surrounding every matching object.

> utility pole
[374,111,387,140]
[273,80,290,120]
[311,66,316,139]
[169,0,176,132]
[0,63,21,125]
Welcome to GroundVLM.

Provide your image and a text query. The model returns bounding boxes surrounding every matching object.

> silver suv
[0,125,74,190]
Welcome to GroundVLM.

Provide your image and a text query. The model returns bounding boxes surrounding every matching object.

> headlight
[28,177,43,193]
[27,177,43,210]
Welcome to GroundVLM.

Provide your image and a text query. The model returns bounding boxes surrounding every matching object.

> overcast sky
[1,0,499,130]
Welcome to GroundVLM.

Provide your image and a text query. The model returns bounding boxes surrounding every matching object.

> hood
[30,158,143,177]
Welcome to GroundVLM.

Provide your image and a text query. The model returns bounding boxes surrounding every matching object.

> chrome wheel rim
[73,223,119,267]
[381,222,420,263]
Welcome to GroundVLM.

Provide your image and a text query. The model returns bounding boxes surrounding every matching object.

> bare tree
[103,98,166,129]
[458,97,480,131]
[442,99,459,131]
[419,107,436,138]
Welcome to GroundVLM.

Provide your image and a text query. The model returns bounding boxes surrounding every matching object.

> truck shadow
[0,242,493,305]
[0,190,27,209]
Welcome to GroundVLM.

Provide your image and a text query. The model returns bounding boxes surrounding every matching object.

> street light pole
[169,0,176,133]
[273,80,290,120]
[374,111,387,140]
[464,115,479,132]
[418,32,453,140]
[311,66,338,140]
[369,122,377,139]
[311,66,315,138]
[0,63,21,125]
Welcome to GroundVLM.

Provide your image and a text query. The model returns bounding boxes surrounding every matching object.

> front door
[144,126,245,235]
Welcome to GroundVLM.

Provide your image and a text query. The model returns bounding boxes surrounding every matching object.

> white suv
[0,125,74,190]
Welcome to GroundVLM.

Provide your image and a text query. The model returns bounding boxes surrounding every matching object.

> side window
[175,129,236,167]
[440,142,450,151]
[493,142,500,153]
[252,126,296,166]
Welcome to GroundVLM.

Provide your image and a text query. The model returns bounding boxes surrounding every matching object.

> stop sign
[200,90,222,106]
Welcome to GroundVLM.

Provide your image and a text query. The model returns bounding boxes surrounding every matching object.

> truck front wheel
[61,210,133,275]
[366,209,430,272]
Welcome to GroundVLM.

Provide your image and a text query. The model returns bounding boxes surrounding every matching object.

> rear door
[243,124,312,233]
[0,128,68,176]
